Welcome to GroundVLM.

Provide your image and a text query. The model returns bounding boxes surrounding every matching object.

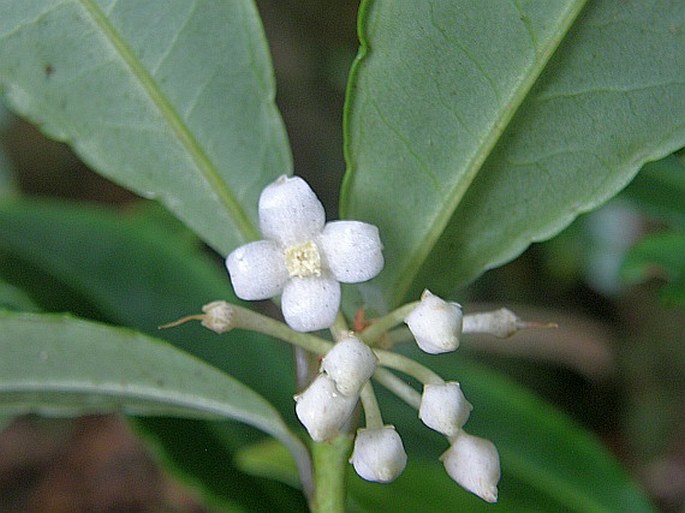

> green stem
[360,381,383,429]
[360,301,418,344]
[231,303,334,354]
[310,434,353,513]
[375,348,443,385]
[330,311,350,342]
[373,368,422,410]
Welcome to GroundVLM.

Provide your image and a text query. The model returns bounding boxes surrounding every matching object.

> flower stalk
[310,434,352,513]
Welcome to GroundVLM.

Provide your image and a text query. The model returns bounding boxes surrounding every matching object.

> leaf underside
[0,0,292,254]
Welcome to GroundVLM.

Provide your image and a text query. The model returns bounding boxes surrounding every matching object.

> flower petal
[226,240,288,300]
[259,176,325,246]
[281,275,340,332]
[320,221,384,283]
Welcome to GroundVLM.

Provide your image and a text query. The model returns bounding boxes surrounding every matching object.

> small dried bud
[321,335,377,396]
[441,431,500,503]
[350,426,407,483]
[201,301,234,334]
[405,290,463,354]
[462,308,556,338]
[419,382,472,437]
[294,374,358,442]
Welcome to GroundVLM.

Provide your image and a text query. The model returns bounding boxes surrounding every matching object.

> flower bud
[462,308,521,338]
[350,426,407,483]
[321,335,377,396]
[201,301,234,334]
[419,382,472,437]
[405,290,463,354]
[294,374,358,442]
[441,431,500,503]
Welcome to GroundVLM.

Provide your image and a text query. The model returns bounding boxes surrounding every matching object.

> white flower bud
[321,335,378,396]
[405,290,463,354]
[419,382,472,437]
[294,374,358,442]
[441,431,500,503]
[350,426,407,483]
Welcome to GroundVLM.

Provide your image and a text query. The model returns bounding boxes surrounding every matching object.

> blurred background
[1,1,683,512]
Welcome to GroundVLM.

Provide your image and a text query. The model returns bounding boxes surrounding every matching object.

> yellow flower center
[285,240,322,278]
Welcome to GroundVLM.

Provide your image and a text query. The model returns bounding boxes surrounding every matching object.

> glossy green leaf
[0,103,17,198]
[0,0,291,253]
[0,311,308,467]
[0,198,296,414]
[0,280,40,311]
[623,155,685,229]
[0,199,308,510]
[621,231,685,306]
[343,0,685,306]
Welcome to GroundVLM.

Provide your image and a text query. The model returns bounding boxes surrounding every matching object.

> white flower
[419,382,472,437]
[441,431,500,503]
[226,175,383,332]
[404,290,463,354]
[321,335,378,396]
[294,374,358,442]
[350,426,407,483]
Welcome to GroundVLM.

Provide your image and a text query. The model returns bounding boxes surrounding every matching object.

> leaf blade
[343,0,685,305]
[0,0,291,253]
[342,0,587,307]
[0,311,309,479]
[417,0,685,296]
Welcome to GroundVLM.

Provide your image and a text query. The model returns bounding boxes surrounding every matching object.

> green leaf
[0,311,308,467]
[0,280,40,311]
[0,198,297,414]
[342,0,685,306]
[622,155,685,229]
[0,198,308,510]
[0,103,17,198]
[621,231,685,306]
[0,415,12,433]
[0,0,291,253]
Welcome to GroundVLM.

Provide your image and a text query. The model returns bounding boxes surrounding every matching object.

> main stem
[310,434,353,513]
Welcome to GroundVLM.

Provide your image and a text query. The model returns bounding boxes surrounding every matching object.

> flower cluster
[220,175,503,502]
[295,334,408,483]
[226,175,383,332]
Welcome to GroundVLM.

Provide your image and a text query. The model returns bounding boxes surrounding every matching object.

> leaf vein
[77,0,259,243]
[371,98,441,193]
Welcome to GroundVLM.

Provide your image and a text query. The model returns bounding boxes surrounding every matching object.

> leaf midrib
[343,0,590,306]
[395,0,590,303]
[79,0,260,243]
[2,381,262,422]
